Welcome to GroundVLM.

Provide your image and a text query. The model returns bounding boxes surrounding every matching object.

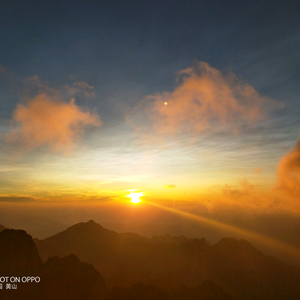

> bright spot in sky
[126,191,144,203]
[164,102,168,105]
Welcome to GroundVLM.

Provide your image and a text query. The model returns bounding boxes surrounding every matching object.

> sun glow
[126,190,144,204]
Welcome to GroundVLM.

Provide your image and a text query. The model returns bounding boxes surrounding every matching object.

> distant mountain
[36,220,300,300]
[0,224,6,232]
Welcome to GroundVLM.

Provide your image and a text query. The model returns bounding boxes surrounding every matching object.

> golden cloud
[275,141,300,196]
[128,61,277,136]
[6,93,101,152]
[164,184,177,188]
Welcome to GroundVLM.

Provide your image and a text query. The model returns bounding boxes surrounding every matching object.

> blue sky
[0,1,299,214]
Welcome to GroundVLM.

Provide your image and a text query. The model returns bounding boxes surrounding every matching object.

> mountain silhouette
[35,220,300,300]
[21,254,107,300]
[0,229,106,300]
[0,229,42,277]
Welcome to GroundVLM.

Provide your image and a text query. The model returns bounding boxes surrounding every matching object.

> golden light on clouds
[6,93,101,152]
[127,61,278,136]
[276,140,300,196]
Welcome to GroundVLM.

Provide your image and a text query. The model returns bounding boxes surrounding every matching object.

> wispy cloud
[65,81,96,99]
[6,93,101,152]
[128,61,278,136]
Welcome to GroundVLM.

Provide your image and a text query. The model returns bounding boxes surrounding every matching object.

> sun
[126,191,144,204]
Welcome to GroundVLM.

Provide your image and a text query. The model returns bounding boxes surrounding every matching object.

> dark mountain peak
[179,237,211,257]
[215,237,239,246]
[0,229,42,276]
[69,219,104,230]
[212,237,265,265]
[22,254,107,300]
[0,224,6,232]
[45,253,81,266]
[151,234,189,244]
[214,237,261,254]
[87,219,97,225]
[44,219,116,241]
[37,220,121,262]
[197,280,235,300]
[190,237,211,247]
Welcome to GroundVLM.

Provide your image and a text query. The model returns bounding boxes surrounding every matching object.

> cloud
[128,61,277,136]
[222,178,255,198]
[275,141,300,196]
[66,81,96,99]
[22,76,96,100]
[6,93,101,152]
[164,184,177,188]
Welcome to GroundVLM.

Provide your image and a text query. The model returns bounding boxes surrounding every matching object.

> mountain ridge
[35,220,300,299]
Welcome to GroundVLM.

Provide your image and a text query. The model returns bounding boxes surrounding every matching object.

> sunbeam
[144,200,300,261]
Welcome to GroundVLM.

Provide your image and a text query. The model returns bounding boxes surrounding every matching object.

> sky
[1,1,300,252]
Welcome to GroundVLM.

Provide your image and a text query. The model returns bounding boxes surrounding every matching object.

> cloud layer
[6,93,101,152]
[128,61,276,136]
[276,141,300,196]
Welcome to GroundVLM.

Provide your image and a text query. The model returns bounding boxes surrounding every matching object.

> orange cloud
[128,61,277,136]
[164,184,177,188]
[6,93,101,152]
[275,141,300,196]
